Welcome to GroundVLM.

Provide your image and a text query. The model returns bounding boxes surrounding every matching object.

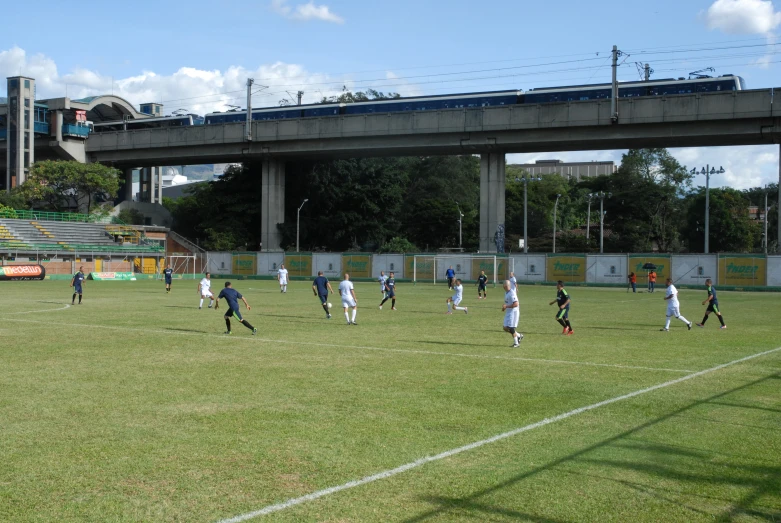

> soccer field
[1,279,780,522]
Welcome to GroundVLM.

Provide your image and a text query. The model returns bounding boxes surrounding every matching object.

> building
[512,159,616,180]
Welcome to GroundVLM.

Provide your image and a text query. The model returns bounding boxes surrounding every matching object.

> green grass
[0,280,780,522]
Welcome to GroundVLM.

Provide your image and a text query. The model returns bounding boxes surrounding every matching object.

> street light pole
[595,191,611,253]
[296,198,308,253]
[586,193,594,241]
[455,202,464,251]
[515,176,541,253]
[691,165,725,254]
[553,193,561,254]
[764,188,769,254]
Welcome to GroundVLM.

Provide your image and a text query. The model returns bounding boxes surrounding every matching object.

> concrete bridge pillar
[123,168,133,202]
[262,158,286,251]
[479,152,506,253]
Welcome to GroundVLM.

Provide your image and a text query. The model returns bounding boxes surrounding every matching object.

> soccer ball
[327,303,332,309]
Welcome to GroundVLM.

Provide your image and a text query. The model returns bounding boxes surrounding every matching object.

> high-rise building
[5,76,36,188]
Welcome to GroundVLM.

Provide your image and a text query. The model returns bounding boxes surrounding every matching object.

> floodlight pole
[553,193,561,254]
[596,191,611,253]
[586,193,594,241]
[246,78,254,142]
[296,199,308,253]
[764,188,769,254]
[455,201,463,250]
[691,165,724,254]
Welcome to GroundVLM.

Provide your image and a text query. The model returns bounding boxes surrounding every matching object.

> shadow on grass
[404,371,781,523]
[164,327,209,334]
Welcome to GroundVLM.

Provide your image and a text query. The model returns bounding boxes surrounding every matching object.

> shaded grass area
[0,280,779,521]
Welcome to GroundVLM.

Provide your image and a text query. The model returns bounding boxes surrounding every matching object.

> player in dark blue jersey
[163,265,173,293]
[312,271,335,319]
[215,282,257,335]
[549,280,573,335]
[379,271,397,310]
[476,270,488,299]
[446,266,456,290]
[696,278,726,329]
[70,266,86,305]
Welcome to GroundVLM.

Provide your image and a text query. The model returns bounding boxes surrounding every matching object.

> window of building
[24,132,29,149]
[24,98,30,107]
[24,152,30,168]
[9,79,18,89]
[24,110,30,128]
[24,79,30,88]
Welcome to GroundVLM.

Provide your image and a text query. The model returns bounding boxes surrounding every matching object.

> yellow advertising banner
[628,256,670,283]
[718,256,766,286]
[232,254,256,275]
[343,255,372,279]
[406,256,434,281]
[470,258,508,281]
[547,255,586,283]
[285,254,313,277]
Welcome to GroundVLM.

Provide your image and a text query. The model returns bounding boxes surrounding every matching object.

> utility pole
[455,202,464,251]
[515,176,541,253]
[595,191,611,253]
[644,63,652,81]
[297,91,304,106]
[764,188,769,254]
[296,199,308,253]
[246,78,254,142]
[611,45,620,123]
[553,194,561,254]
[691,165,725,254]
[586,193,594,241]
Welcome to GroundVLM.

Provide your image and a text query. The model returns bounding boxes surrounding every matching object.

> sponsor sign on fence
[718,256,767,286]
[89,272,135,280]
[628,255,670,283]
[343,255,372,279]
[547,255,586,283]
[470,258,509,281]
[0,264,46,281]
[285,254,313,277]
[232,253,257,276]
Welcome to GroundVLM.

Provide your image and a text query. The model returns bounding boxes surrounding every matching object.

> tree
[378,237,417,253]
[117,208,145,225]
[19,160,121,214]
[684,188,759,253]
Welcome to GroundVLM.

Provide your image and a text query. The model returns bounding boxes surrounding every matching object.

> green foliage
[378,237,418,253]
[684,188,760,253]
[0,203,18,218]
[19,161,121,213]
[117,208,145,226]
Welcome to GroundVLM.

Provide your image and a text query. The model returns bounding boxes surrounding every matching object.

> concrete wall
[672,255,717,286]
[372,255,404,279]
[587,255,627,284]
[207,252,233,275]
[512,254,546,282]
[769,256,781,287]
[257,252,284,276]
[312,253,342,278]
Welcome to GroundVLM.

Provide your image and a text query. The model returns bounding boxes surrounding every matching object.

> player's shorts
[74,285,83,294]
[386,290,395,298]
[342,297,357,308]
[556,306,569,320]
[224,307,244,321]
[279,279,288,285]
[707,302,720,314]
[318,293,328,305]
[667,305,680,318]
[478,284,486,291]
[451,296,462,306]
[504,309,520,328]
[200,289,213,298]
[165,278,172,284]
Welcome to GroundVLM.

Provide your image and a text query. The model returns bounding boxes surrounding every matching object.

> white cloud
[703,0,781,34]
[271,0,344,23]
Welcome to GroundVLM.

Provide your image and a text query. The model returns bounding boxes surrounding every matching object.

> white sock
[199,298,204,307]
[447,303,452,312]
[678,315,689,324]
[455,306,465,311]
[351,309,357,322]
[665,317,671,329]
[209,299,214,307]
[345,312,350,322]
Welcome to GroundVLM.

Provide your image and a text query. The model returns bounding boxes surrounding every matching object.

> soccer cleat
[199,306,202,309]
[327,314,332,319]
[379,305,383,310]
[660,328,669,331]
[224,331,232,335]
[445,311,452,315]
[392,307,397,311]
[252,328,258,335]
[352,321,357,326]
[562,327,569,334]
[512,341,520,348]
[346,321,351,325]
[695,323,704,328]
[687,322,693,331]
[720,325,727,329]
[464,308,468,314]
[566,330,574,336]
[208,304,213,309]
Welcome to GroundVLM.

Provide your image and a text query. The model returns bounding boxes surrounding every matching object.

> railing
[0,241,163,253]
[62,124,90,138]
[0,210,125,224]
[34,122,50,135]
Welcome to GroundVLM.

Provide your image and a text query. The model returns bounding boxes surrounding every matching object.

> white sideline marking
[3,318,692,373]
[6,304,71,315]
[216,346,781,522]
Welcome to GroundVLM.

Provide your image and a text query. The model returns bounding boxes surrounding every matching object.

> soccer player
[197,272,214,309]
[277,264,289,293]
[476,270,488,299]
[378,271,388,295]
[379,271,397,310]
[502,280,523,347]
[446,278,468,314]
[696,278,726,329]
[661,278,692,331]
[163,264,173,293]
[214,281,257,335]
[509,271,517,291]
[648,270,657,293]
[339,273,358,325]
[549,280,573,335]
[446,266,456,290]
[312,271,335,319]
[70,265,86,305]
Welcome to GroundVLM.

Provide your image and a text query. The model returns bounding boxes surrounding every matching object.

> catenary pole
[246,78,254,142]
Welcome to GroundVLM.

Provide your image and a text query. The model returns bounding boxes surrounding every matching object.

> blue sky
[1,0,780,189]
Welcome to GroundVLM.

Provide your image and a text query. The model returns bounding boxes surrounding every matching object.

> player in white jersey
[378,271,388,295]
[197,272,214,309]
[446,279,468,314]
[661,278,692,331]
[338,273,358,325]
[502,280,523,347]
[277,264,289,293]
[509,272,517,291]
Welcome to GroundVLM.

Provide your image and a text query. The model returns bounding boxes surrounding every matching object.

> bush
[118,208,145,225]
[378,237,418,253]
[0,204,18,219]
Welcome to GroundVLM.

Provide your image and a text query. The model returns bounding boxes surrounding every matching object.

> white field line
[216,346,781,522]
[4,317,692,373]
[5,304,72,315]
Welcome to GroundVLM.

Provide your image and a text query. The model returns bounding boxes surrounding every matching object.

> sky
[1,0,780,189]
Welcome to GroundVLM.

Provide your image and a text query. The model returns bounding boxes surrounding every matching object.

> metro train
[90,75,746,133]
